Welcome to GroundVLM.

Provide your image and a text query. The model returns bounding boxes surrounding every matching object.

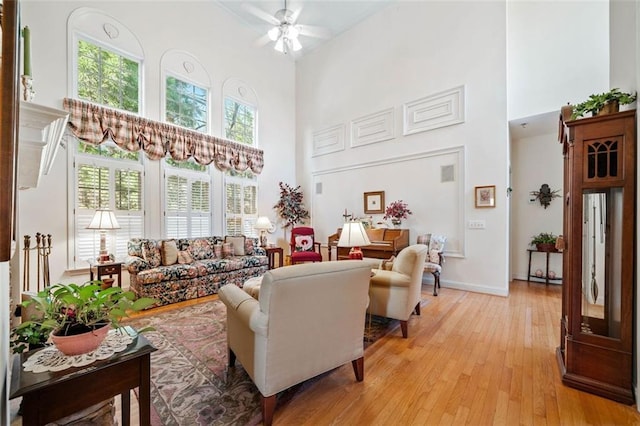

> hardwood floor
[116,280,640,424]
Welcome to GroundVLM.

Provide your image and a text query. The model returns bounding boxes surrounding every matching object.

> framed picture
[475,185,496,208]
[364,191,385,214]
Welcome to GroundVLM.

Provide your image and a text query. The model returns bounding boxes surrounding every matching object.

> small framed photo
[364,191,385,214]
[475,185,496,208]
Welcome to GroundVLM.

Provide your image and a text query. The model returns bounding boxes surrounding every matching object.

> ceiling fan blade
[241,3,280,26]
[289,6,302,24]
[254,33,273,48]
[298,25,332,39]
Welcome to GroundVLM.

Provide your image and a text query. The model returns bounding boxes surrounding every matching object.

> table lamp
[87,209,120,262]
[254,216,273,247]
[337,221,371,259]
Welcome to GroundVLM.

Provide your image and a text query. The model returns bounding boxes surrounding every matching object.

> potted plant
[530,232,558,252]
[273,182,310,228]
[18,282,157,355]
[571,88,637,119]
[10,321,54,354]
[383,200,412,227]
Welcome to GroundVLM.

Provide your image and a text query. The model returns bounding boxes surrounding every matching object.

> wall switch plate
[468,220,486,229]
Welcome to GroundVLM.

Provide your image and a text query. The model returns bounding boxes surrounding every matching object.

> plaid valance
[63,98,264,174]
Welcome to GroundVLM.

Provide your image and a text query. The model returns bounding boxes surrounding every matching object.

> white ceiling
[214,0,395,56]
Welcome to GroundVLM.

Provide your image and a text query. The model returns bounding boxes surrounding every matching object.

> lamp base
[348,247,363,260]
[260,232,268,248]
[98,253,111,263]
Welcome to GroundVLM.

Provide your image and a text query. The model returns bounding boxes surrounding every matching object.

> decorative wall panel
[403,85,465,135]
[350,108,395,148]
[312,124,345,157]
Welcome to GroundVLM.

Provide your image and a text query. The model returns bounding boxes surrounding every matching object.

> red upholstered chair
[290,227,322,264]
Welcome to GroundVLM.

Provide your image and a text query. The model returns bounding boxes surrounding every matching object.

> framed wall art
[364,191,385,214]
[475,185,496,208]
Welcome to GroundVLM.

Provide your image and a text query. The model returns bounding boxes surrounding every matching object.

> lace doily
[23,329,135,373]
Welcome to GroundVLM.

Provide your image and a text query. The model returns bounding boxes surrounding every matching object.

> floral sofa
[125,236,269,306]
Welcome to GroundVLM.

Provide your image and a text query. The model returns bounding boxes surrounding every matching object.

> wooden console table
[10,328,156,425]
[88,259,123,287]
[527,249,562,285]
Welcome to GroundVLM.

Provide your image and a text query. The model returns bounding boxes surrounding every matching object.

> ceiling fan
[243,1,330,55]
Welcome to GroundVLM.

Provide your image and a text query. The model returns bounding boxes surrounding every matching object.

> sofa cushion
[135,263,201,285]
[177,250,193,264]
[161,240,179,266]
[225,235,246,256]
[188,238,213,260]
[128,238,144,257]
[142,240,162,268]
[294,234,315,252]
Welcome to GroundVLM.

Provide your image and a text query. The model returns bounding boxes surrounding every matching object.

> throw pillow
[188,238,213,260]
[213,243,222,259]
[294,234,314,252]
[222,242,233,258]
[428,249,441,264]
[177,250,193,264]
[428,235,446,252]
[161,240,179,266]
[244,237,255,255]
[142,240,161,268]
[225,235,246,256]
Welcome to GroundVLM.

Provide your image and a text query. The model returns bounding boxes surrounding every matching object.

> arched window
[67,8,144,269]
[222,78,259,236]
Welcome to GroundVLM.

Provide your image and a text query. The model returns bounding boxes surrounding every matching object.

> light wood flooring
[113,280,640,424]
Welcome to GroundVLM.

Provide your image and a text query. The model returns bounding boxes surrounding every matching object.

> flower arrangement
[383,200,413,220]
[273,182,310,228]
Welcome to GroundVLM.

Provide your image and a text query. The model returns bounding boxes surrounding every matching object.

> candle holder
[21,75,35,102]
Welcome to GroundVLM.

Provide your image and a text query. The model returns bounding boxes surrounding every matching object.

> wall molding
[350,107,395,148]
[312,124,345,157]
[313,145,466,258]
[403,85,465,136]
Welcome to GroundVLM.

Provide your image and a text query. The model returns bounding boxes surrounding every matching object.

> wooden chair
[289,226,322,264]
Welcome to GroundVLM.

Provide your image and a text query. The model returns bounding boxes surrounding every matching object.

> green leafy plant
[20,282,158,338]
[530,232,557,246]
[10,321,54,354]
[571,88,637,119]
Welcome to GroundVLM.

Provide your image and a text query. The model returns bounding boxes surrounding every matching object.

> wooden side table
[10,328,156,426]
[88,260,123,287]
[265,247,284,269]
[527,249,563,285]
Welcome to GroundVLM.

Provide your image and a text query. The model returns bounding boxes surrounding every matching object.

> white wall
[18,1,297,285]
[510,131,564,281]
[297,1,510,296]
[507,0,609,120]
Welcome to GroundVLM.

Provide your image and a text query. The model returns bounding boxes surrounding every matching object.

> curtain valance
[63,98,264,174]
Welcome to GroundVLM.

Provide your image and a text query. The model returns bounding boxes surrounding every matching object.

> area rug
[127,298,428,425]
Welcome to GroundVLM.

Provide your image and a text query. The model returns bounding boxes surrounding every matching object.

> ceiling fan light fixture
[291,37,302,52]
[274,37,285,53]
[287,25,300,39]
[268,26,281,41]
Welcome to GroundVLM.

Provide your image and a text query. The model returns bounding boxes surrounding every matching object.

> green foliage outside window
[166,76,207,132]
[224,98,255,145]
[165,157,207,172]
[77,141,139,162]
[115,169,142,211]
[77,39,139,113]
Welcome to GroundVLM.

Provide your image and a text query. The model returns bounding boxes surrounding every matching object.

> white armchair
[368,244,429,338]
[218,261,372,426]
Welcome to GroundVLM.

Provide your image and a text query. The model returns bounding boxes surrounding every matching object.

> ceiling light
[268,27,281,41]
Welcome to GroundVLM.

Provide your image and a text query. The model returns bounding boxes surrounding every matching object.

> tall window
[224,95,258,236]
[162,70,212,238]
[70,30,144,269]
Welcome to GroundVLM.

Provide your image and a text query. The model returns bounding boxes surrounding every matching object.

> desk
[265,247,283,269]
[10,328,156,426]
[527,249,563,285]
[88,260,123,287]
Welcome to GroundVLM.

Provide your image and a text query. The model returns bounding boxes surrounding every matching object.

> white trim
[312,124,345,157]
[403,85,465,136]
[350,107,395,148]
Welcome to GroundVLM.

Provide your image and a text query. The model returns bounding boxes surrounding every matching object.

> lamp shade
[337,221,371,248]
[86,209,120,230]
[254,216,273,231]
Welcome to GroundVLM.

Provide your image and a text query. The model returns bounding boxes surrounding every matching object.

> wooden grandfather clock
[557,109,636,404]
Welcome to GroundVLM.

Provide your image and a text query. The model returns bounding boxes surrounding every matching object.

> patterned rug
[127,298,428,425]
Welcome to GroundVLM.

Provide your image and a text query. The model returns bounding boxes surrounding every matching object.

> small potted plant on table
[17,282,157,355]
[531,232,558,252]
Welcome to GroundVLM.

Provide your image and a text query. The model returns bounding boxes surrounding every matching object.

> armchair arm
[218,284,266,336]
[124,255,149,274]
